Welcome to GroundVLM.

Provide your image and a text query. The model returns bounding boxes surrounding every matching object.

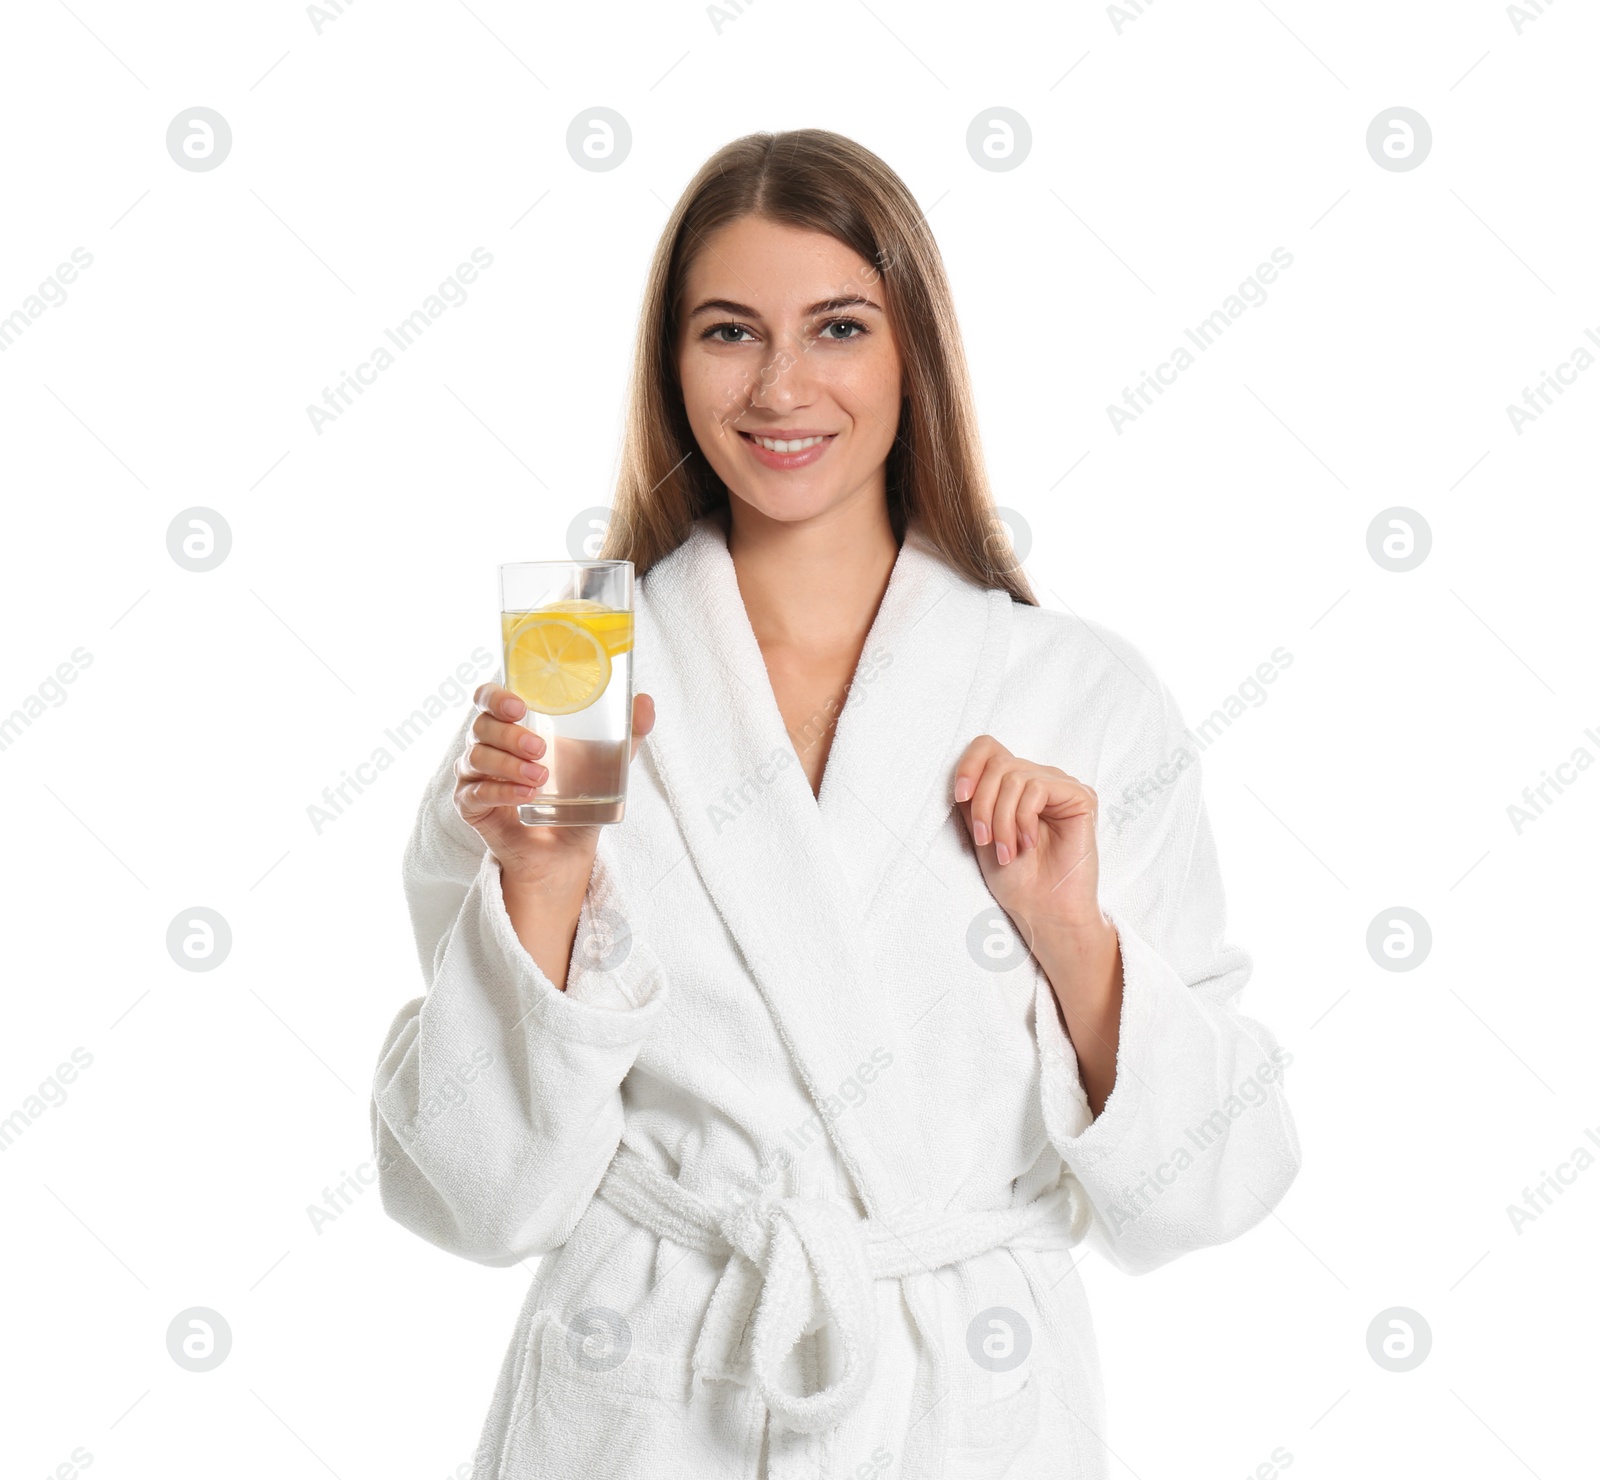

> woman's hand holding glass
[456,681,656,891]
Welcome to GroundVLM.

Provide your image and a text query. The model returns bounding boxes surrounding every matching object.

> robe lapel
[633,516,1014,1214]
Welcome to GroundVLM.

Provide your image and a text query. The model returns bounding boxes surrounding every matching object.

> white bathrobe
[370,515,1302,1480]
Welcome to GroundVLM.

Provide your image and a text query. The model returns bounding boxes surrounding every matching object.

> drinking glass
[498,559,634,826]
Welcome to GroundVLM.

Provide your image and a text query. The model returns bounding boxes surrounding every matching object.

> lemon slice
[538,599,634,657]
[506,615,611,715]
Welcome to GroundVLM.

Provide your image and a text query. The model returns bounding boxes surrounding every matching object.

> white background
[2,0,1596,1476]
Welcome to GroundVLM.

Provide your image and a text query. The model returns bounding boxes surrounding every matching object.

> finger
[461,776,543,813]
[1014,776,1049,855]
[474,682,527,722]
[459,742,548,790]
[952,734,1004,804]
[967,755,1011,851]
[473,707,546,762]
[629,692,656,763]
[1039,779,1098,825]
[989,768,1034,865]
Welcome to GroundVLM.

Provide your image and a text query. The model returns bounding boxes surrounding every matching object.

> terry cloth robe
[370,514,1302,1480]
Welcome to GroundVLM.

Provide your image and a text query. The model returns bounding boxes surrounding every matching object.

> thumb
[629,692,656,763]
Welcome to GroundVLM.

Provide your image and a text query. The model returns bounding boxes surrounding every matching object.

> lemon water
[501,599,634,825]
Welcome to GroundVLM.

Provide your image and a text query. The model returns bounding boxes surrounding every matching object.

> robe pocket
[943,1367,1042,1478]
[500,1310,766,1479]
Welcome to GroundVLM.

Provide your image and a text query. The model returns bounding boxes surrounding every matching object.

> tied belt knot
[595,1141,1092,1442]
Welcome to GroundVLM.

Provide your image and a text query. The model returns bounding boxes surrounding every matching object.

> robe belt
[595,1140,1093,1442]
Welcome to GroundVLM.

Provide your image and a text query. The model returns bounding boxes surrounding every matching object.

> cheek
[837,354,901,436]
[681,356,746,428]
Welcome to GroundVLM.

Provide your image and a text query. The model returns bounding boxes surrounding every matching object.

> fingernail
[996,841,1010,865]
[520,733,541,757]
[974,819,989,846]
[954,776,972,803]
[1022,832,1034,853]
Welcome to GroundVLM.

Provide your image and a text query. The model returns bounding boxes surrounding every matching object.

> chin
[725,487,840,525]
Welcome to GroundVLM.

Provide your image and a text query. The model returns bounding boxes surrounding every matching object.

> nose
[749,326,822,414]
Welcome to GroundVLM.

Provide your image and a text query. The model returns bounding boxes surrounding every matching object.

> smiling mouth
[737,431,837,453]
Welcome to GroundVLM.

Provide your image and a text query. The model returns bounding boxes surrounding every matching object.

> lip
[737,429,837,471]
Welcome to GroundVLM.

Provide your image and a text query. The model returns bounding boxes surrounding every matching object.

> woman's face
[675,215,903,527]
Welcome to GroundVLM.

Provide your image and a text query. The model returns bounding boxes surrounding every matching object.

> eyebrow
[685,294,884,320]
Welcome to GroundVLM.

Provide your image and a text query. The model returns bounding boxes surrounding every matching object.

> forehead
[682,217,877,306]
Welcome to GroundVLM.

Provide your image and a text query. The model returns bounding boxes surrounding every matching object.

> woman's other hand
[952,733,1104,938]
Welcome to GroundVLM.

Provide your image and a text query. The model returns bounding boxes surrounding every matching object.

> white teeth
[751,434,827,453]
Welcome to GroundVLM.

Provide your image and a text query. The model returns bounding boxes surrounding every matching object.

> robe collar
[633,514,1015,1213]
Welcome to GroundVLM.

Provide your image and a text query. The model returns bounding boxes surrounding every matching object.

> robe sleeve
[1033,656,1302,1276]
[370,708,666,1267]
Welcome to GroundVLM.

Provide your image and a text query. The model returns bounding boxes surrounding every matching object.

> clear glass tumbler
[498,559,634,826]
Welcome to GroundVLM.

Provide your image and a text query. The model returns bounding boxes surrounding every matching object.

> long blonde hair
[600,127,1036,606]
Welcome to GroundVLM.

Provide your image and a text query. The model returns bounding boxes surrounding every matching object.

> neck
[716,497,902,658]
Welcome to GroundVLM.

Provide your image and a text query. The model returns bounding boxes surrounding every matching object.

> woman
[372,129,1301,1480]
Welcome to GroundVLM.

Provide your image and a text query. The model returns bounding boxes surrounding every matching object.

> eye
[821,317,868,341]
[700,321,753,344]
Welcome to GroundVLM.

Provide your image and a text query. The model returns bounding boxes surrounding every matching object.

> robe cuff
[476,847,667,1048]
[1035,911,1169,1171]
